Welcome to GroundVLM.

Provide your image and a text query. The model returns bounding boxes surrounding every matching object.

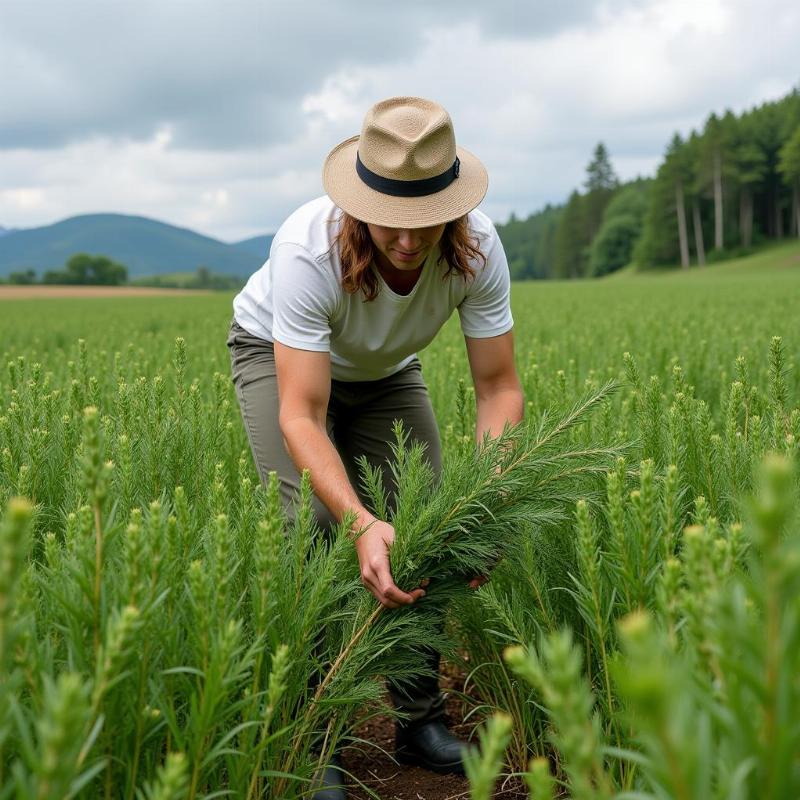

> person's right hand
[353,519,427,609]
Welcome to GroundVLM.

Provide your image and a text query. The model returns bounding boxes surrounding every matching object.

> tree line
[496,87,800,278]
[1,256,244,290]
[5,89,800,287]
[3,253,128,285]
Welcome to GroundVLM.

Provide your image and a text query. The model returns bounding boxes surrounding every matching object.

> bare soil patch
[342,664,527,800]
[0,286,211,300]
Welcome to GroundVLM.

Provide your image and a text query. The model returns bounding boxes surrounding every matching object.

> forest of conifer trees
[498,88,800,279]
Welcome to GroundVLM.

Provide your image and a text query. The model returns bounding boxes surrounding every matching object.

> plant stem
[275,604,383,794]
[125,642,150,800]
[762,568,780,799]
[93,503,103,658]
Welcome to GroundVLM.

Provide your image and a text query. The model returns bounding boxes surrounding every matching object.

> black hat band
[356,152,460,197]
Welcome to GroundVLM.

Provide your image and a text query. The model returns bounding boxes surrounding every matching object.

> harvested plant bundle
[276,380,625,790]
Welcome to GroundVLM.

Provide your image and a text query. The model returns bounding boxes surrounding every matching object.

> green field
[1,244,799,798]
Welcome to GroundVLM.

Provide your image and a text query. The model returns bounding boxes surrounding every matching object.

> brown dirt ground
[340,662,527,800]
[0,286,211,300]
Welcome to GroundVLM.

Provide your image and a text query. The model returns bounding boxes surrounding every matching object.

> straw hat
[322,96,488,229]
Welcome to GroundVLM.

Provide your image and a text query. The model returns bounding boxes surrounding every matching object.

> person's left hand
[467,574,489,590]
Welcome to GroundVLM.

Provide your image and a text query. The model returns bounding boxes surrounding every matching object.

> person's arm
[457,221,520,442]
[463,330,524,589]
[274,341,426,609]
[465,330,524,442]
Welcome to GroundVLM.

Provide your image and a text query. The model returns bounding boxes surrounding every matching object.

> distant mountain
[0,213,274,279]
[232,234,274,261]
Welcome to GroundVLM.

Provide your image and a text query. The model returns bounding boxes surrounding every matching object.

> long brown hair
[332,212,487,301]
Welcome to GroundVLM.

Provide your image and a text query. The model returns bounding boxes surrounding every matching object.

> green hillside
[0,213,266,279]
[603,239,800,280]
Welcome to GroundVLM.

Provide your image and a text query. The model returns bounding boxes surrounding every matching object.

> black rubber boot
[310,751,347,800]
[395,719,473,775]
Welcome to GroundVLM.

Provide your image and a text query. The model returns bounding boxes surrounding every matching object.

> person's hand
[353,519,428,609]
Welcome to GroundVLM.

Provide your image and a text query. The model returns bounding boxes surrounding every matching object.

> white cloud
[302,74,368,126]
[295,0,799,225]
[0,188,47,210]
[0,0,797,238]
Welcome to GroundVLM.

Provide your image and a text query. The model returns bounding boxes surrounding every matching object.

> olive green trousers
[226,318,445,723]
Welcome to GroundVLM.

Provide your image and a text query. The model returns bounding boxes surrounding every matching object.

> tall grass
[0,334,622,796]
[1,267,798,796]
[492,451,800,799]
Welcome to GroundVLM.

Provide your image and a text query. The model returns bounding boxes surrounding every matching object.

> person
[226,96,524,799]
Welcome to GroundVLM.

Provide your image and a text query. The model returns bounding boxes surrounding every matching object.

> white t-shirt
[232,195,513,382]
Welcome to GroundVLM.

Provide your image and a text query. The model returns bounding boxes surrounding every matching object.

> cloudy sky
[1,0,798,242]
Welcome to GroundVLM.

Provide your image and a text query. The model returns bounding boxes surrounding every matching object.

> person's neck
[373,251,423,295]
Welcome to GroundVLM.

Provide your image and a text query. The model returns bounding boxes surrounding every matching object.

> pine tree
[663,134,692,268]
[778,125,800,237]
[583,143,619,274]
[696,112,735,252]
[634,158,682,268]
[733,112,768,248]
[588,179,650,276]
[585,142,618,194]
[554,191,586,279]
[686,132,707,265]
[752,95,796,240]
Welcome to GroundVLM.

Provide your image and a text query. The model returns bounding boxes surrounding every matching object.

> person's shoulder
[462,207,503,278]
[465,206,499,245]
[271,195,342,261]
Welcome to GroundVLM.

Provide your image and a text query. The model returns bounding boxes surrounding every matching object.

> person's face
[366,221,447,272]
